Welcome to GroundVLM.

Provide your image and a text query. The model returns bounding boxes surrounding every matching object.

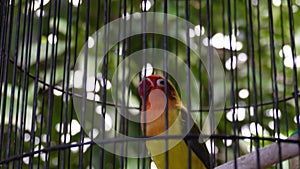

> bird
[138,74,210,169]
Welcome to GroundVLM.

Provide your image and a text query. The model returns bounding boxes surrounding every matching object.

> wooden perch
[215,134,300,169]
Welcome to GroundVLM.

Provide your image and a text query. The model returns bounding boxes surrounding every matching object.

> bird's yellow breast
[148,139,207,169]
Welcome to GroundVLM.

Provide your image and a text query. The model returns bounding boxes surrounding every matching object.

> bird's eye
[156,79,166,87]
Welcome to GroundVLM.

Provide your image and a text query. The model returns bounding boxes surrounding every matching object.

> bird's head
[138,74,180,104]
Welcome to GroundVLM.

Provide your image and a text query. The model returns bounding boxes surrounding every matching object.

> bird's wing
[180,107,211,169]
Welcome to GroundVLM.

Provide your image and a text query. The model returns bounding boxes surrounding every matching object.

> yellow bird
[138,74,210,169]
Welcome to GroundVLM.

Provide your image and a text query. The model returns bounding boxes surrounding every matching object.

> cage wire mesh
[1,0,300,168]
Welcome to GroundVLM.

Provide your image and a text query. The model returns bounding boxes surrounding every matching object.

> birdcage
[1,0,300,168]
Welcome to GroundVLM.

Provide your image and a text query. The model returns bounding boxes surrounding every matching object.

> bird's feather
[180,107,210,169]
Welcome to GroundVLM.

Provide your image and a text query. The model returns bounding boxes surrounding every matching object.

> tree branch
[215,134,300,169]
